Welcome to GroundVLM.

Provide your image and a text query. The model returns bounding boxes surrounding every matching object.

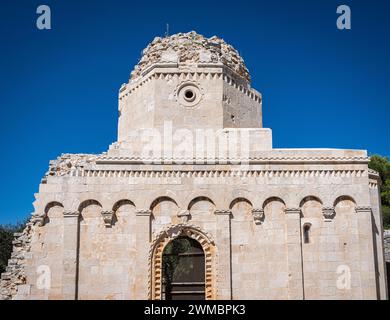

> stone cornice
[95,156,369,165]
[120,67,259,103]
[43,154,370,179]
[62,168,368,180]
[63,211,80,218]
[214,209,232,216]
[368,169,381,188]
[355,206,372,213]
[136,209,152,217]
[368,168,379,176]
[285,208,301,215]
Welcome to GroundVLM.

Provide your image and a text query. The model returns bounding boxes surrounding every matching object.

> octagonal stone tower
[119,32,260,132]
[111,31,271,158]
[0,31,388,301]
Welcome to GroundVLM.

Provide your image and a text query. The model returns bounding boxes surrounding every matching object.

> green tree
[0,221,27,274]
[369,155,390,229]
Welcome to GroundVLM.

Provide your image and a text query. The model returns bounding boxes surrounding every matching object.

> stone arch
[151,197,180,231]
[149,224,216,300]
[300,196,323,219]
[229,197,252,209]
[299,196,323,208]
[262,197,286,209]
[230,189,256,208]
[65,195,105,214]
[78,199,102,213]
[43,201,64,225]
[333,195,357,208]
[150,196,178,211]
[113,199,135,212]
[229,198,253,220]
[34,201,64,297]
[77,199,104,299]
[44,201,64,215]
[109,192,139,211]
[184,190,220,209]
[261,197,286,222]
[112,199,136,228]
[78,199,102,222]
[187,197,216,223]
[188,196,215,210]
[33,194,65,214]
[333,195,357,220]
[144,190,179,209]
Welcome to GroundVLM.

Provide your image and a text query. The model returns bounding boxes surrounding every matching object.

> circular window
[184,89,195,101]
[176,82,202,108]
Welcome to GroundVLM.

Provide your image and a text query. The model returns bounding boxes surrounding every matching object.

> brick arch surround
[149,224,217,300]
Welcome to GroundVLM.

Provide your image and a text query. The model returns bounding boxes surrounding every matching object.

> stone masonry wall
[385,230,390,262]
[0,218,34,300]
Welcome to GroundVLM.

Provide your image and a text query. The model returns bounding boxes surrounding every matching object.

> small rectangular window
[303,224,311,244]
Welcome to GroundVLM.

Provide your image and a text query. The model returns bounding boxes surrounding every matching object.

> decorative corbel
[355,206,372,214]
[101,210,115,227]
[322,207,335,221]
[252,208,265,225]
[178,210,191,223]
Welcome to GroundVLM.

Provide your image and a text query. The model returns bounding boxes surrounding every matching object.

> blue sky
[0,0,389,224]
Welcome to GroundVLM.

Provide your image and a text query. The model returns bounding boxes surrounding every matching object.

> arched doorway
[150,224,216,300]
[162,236,205,300]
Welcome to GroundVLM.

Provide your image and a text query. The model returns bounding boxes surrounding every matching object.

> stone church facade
[0,31,388,300]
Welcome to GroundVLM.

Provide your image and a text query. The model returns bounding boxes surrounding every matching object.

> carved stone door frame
[149,224,217,300]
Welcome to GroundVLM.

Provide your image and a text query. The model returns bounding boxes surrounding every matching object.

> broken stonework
[0,219,34,300]
[130,31,250,83]
[43,153,98,179]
